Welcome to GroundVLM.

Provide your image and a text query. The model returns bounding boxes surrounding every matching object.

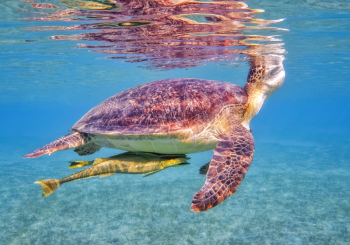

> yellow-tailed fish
[35,152,190,197]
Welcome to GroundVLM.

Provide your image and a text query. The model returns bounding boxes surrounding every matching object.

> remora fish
[35,152,190,197]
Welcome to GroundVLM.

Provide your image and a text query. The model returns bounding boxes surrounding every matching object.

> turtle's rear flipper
[191,125,255,212]
[74,142,101,156]
[24,132,89,158]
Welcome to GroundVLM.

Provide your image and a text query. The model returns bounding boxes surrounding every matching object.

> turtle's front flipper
[24,132,90,158]
[191,125,255,212]
[199,162,210,175]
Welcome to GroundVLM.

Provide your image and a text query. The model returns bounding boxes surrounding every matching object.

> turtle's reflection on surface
[24,0,285,70]
[35,152,190,197]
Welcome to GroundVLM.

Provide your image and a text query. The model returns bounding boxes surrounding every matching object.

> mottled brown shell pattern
[72,78,247,135]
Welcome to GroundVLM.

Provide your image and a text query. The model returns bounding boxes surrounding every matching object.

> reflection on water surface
[23,0,286,69]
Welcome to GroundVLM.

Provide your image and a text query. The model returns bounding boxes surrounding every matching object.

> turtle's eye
[267,65,282,77]
[264,64,285,91]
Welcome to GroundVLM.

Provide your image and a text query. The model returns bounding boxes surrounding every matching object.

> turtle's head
[241,55,285,129]
[261,55,285,97]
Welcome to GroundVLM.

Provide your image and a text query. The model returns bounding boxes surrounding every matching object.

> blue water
[1,0,350,244]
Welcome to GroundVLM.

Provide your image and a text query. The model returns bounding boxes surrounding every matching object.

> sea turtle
[24,55,285,212]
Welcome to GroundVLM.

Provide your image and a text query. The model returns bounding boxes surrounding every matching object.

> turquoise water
[1,0,350,244]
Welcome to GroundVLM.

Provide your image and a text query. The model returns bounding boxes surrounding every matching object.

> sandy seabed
[1,138,349,244]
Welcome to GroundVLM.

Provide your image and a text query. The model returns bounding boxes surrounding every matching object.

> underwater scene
[1,0,350,244]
